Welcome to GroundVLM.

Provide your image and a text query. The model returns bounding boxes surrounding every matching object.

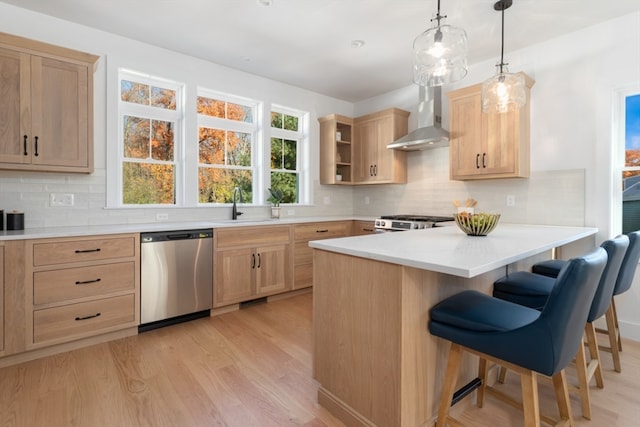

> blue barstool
[429,248,607,427]
[531,230,640,373]
[493,235,628,419]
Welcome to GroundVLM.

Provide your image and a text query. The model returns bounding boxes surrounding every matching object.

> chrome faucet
[232,187,243,220]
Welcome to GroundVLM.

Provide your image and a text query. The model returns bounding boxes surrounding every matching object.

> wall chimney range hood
[387,85,449,151]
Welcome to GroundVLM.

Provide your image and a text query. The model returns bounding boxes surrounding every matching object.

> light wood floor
[1,291,639,426]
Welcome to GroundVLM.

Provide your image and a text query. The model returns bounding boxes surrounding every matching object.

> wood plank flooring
[1,291,639,426]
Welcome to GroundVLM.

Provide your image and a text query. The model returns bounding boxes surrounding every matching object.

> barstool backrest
[588,235,629,321]
[613,230,640,296]
[536,247,607,374]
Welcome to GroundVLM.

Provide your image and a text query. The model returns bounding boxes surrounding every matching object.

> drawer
[294,242,312,265]
[215,226,290,249]
[33,236,136,266]
[33,294,135,344]
[294,222,349,241]
[33,262,136,305]
[294,264,312,289]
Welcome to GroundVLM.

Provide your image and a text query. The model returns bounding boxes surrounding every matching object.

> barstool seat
[492,235,629,420]
[429,248,607,427]
[532,258,566,277]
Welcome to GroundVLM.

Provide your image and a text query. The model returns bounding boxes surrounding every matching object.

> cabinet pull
[482,153,486,168]
[369,165,373,176]
[374,165,377,176]
[363,228,373,232]
[23,135,28,155]
[257,253,261,268]
[251,253,256,269]
[75,278,102,285]
[75,312,101,321]
[75,248,101,253]
[316,229,329,233]
[34,136,39,156]
[476,153,480,169]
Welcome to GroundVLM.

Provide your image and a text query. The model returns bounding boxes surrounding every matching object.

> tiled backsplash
[0,146,583,228]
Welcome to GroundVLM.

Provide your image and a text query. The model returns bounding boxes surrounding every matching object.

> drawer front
[294,242,312,265]
[33,262,136,305]
[33,236,136,266]
[215,226,290,249]
[294,222,349,241]
[33,294,135,344]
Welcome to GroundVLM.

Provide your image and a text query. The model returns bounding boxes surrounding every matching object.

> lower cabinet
[351,220,376,236]
[214,225,292,307]
[26,234,139,349]
[0,245,4,353]
[293,221,351,289]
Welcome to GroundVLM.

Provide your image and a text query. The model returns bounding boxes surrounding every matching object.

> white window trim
[613,84,640,235]
[270,105,311,205]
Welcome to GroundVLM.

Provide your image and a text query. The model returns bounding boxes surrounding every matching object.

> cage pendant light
[481,0,526,113]
[413,0,468,87]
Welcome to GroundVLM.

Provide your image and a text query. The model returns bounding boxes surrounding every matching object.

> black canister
[0,209,3,230]
[6,211,24,230]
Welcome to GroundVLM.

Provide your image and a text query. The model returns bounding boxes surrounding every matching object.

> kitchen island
[309,224,597,427]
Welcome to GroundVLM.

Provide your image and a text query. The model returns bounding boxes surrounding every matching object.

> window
[270,107,304,204]
[118,71,183,205]
[621,92,640,233]
[197,91,258,204]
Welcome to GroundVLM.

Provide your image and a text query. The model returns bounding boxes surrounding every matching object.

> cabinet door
[482,110,518,175]
[0,47,30,165]
[371,115,395,182]
[354,119,378,182]
[30,55,90,169]
[0,246,4,352]
[449,92,483,179]
[215,247,254,306]
[255,244,289,296]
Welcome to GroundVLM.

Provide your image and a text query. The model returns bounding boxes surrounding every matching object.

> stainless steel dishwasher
[140,229,213,332]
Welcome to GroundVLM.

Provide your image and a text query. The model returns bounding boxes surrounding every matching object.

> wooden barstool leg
[437,343,463,427]
[497,365,508,384]
[605,304,622,372]
[520,370,540,427]
[552,369,574,427]
[573,336,592,420]
[612,298,623,352]
[584,322,604,388]
[477,358,489,408]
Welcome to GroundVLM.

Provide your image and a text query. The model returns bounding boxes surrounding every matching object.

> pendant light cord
[499,4,505,73]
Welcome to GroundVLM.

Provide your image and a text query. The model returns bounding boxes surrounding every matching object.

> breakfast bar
[310,224,597,427]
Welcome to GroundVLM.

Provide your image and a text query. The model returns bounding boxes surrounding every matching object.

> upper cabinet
[318,114,354,184]
[0,33,99,173]
[447,73,535,180]
[319,108,409,185]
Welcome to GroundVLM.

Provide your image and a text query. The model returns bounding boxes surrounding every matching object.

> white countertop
[309,223,598,278]
[0,216,372,241]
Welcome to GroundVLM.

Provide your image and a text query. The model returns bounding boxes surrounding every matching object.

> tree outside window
[270,110,302,204]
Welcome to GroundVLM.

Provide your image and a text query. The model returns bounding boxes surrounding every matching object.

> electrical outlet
[50,193,74,206]
[323,196,331,205]
[156,213,169,221]
[287,209,295,216]
[506,195,516,207]
[364,196,370,205]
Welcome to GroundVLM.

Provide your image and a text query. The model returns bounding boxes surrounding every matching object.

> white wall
[353,12,640,341]
[0,3,355,225]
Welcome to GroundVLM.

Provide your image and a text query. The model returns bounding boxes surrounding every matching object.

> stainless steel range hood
[387,85,449,151]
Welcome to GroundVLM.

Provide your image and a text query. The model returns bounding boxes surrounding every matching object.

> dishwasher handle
[141,229,213,243]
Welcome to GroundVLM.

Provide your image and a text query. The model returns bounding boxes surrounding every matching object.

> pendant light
[413,0,468,87]
[481,0,526,113]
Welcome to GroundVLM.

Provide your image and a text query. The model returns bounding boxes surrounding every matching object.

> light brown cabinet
[0,245,4,353]
[293,221,351,289]
[447,73,534,180]
[0,32,98,173]
[354,108,409,184]
[319,108,409,185]
[214,226,292,307]
[351,220,376,236]
[26,234,139,348]
[319,114,354,184]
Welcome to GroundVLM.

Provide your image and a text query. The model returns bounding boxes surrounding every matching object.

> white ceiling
[4,0,639,102]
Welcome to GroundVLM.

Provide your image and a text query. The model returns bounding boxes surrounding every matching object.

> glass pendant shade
[413,21,468,87]
[481,65,526,113]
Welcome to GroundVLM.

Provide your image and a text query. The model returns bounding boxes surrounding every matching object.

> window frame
[614,85,640,235]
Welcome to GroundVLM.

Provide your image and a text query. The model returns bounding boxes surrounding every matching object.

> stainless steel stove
[374,214,454,232]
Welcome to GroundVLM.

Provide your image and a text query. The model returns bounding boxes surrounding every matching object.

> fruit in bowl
[454,212,501,236]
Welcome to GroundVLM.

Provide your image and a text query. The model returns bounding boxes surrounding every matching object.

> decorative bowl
[454,212,501,236]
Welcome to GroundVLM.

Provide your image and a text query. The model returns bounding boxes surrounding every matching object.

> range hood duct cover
[387,85,449,151]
